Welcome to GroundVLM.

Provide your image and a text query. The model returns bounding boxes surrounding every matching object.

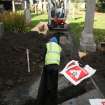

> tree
[80,0,96,52]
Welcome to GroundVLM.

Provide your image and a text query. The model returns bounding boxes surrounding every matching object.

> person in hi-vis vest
[37,36,62,105]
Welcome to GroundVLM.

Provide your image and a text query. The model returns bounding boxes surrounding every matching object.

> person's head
[49,36,58,43]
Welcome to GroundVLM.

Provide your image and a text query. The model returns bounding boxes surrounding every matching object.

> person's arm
[40,43,47,62]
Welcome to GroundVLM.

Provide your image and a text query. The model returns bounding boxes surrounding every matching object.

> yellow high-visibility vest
[45,42,62,65]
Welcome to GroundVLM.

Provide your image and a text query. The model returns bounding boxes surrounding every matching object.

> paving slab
[61,89,104,105]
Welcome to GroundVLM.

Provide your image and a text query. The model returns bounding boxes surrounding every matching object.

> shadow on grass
[74,17,83,20]
[31,13,44,18]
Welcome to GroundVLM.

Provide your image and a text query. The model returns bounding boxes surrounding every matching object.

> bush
[0,12,27,32]
[96,0,105,12]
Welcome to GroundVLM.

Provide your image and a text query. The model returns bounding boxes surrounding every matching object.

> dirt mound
[81,52,105,76]
[0,32,47,93]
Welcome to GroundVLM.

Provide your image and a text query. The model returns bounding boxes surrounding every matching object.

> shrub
[0,11,27,32]
[96,0,105,12]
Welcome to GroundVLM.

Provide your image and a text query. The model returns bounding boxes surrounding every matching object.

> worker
[37,36,62,105]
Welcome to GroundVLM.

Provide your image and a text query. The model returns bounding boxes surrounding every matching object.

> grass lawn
[31,12,105,44]
[94,13,105,43]
[31,13,48,28]
[69,12,105,45]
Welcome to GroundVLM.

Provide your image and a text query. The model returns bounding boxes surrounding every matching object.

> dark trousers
[37,64,59,105]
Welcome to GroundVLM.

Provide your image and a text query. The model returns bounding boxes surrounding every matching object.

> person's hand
[59,36,67,45]
[38,23,48,32]
[31,22,48,34]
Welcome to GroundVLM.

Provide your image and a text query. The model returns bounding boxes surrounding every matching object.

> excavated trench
[0,31,105,105]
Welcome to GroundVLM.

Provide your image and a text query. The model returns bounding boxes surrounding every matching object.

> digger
[47,0,69,30]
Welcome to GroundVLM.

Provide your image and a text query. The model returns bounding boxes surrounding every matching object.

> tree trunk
[80,0,96,52]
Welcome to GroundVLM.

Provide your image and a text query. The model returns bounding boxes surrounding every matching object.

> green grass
[68,12,105,45]
[31,13,48,28]
[94,13,105,43]
[31,12,105,44]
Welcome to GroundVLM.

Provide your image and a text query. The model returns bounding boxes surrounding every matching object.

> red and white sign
[60,60,96,85]
[66,65,88,81]
[89,99,105,105]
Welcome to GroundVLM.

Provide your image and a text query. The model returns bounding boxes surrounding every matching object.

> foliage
[0,12,27,32]
[96,0,105,12]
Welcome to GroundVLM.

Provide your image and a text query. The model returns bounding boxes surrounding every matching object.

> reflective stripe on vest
[45,42,61,65]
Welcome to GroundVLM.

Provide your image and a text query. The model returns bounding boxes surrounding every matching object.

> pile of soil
[82,52,105,77]
[81,51,105,96]
[0,32,47,96]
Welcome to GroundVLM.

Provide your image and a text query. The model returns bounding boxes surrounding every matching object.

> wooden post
[24,0,27,9]
[26,49,31,73]
[12,0,15,12]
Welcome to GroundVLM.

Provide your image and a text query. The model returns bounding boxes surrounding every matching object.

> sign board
[60,60,96,85]
[89,99,105,105]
